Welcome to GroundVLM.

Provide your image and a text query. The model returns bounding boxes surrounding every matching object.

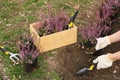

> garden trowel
[75,63,97,76]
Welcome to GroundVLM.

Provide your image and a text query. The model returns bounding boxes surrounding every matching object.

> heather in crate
[30,2,78,53]
[37,4,70,36]
[47,12,69,33]
[38,11,69,36]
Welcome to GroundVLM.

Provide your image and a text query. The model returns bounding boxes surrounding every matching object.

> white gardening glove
[93,54,114,70]
[95,36,111,51]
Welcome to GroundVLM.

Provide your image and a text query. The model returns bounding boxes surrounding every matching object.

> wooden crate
[30,23,77,53]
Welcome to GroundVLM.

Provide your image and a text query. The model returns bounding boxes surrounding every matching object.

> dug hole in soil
[46,11,120,80]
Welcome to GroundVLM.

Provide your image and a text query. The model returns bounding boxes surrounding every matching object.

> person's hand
[93,54,114,70]
[95,36,111,51]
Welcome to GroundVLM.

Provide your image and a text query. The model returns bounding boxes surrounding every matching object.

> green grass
[79,0,90,4]
[0,0,91,79]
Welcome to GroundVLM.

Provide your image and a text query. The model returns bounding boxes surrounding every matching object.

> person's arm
[108,30,120,43]
[108,51,120,61]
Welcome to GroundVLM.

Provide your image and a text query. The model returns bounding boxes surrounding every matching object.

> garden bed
[46,5,120,80]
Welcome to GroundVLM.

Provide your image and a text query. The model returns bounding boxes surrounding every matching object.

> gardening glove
[93,53,114,70]
[95,36,111,51]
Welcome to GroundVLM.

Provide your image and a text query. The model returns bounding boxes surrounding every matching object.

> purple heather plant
[38,3,69,36]
[97,0,120,24]
[79,0,120,45]
[79,22,109,42]
[41,11,69,36]
[46,12,69,33]
[18,40,40,64]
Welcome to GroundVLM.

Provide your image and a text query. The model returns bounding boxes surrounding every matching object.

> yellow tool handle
[64,10,78,29]
[0,46,9,55]
[68,22,73,28]
[89,64,95,70]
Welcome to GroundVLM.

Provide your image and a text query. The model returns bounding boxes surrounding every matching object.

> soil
[24,58,38,72]
[46,7,120,80]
